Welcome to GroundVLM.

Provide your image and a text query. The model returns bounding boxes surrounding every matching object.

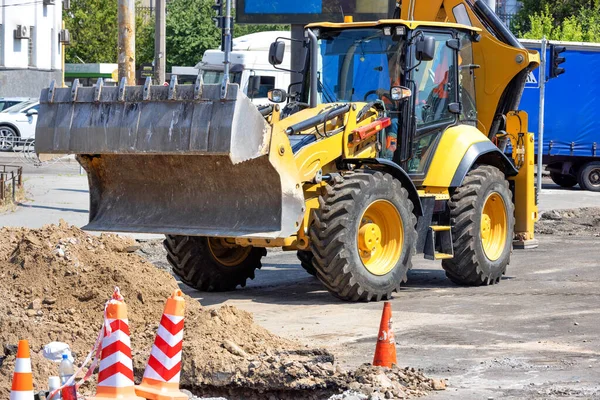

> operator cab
[268,20,481,181]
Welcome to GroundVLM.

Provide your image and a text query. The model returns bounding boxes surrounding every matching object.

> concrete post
[117,0,136,84]
[154,0,166,84]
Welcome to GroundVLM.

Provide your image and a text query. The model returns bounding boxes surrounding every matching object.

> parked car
[0,97,32,112]
[0,100,39,151]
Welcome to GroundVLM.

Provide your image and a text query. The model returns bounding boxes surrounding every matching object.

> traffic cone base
[134,378,187,400]
[373,302,397,368]
[135,290,186,400]
[10,340,34,400]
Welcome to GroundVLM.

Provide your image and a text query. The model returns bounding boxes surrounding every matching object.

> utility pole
[220,0,232,99]
[117,0,136,84]
[154,0,166,84]
[536,37,547,194]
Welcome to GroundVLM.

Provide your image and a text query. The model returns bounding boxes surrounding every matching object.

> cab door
[404,31,459,183]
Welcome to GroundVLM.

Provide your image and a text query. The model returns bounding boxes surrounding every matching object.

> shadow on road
[54,188,89,193]
[18,204,89,213]
[180,261,480,307]
[542,183,582,191]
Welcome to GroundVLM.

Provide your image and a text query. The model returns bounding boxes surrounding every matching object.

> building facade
[0,0,63,98]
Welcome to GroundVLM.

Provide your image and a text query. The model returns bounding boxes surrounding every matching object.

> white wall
[0,0,62,70]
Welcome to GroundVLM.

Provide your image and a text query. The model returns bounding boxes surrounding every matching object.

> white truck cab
[195,31,291,104]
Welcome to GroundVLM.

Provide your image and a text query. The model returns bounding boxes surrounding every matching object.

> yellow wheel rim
[207,238,251,267]
[357,200,404,276]
[481,192,507,261]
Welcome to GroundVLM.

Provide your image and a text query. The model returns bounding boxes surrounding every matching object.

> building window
[28,26,35,67]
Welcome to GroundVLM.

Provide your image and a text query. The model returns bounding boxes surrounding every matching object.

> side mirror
[268,41,285,66]
[248,75,261,98]
[390,86,412,101]
[26,108,38,117]
[416,35,435,62]
[267,88,287,103]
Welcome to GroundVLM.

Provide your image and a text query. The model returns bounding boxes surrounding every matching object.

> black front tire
[550,172,578,188]
[309,170,417,302]
[577,162,600,192]
[442,165,515,286]
[164,235,266,291]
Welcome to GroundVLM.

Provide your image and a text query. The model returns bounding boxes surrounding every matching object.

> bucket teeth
[35,83,269,164]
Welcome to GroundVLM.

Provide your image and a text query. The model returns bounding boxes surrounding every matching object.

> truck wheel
[442,165,515,286]
[297,250,317,276]
[164,235,266,291]
[577,162,600,192]
[309,170,417,302]
[550,172,578,188]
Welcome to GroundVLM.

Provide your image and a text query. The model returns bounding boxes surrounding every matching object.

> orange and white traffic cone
[88,289,144,400]
[373,301,397,368]
[10,340,34,400]
[135,290,186,400]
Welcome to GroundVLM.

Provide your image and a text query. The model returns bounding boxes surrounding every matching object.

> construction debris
[536,208,600,236]
[0,222,442,399]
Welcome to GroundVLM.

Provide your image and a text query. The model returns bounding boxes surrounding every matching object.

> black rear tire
[309,170,417,302]
[164,235,266,291]
[296,250,317,276]
[549,172,577,188]
[442,165,515,286]
[577,162,600,192]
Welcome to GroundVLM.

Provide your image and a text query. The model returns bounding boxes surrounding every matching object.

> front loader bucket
[35,81,304,238]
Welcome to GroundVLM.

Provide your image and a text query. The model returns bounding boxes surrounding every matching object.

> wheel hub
[207,238,251,267]
[358,222,382,257]
[481,214,491,241]
[590,169,600,186]
[357,200,404,276]
[480,192,507,261]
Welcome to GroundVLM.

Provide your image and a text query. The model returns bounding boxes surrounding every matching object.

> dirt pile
[536,208,600,236]
[0,222,440,399]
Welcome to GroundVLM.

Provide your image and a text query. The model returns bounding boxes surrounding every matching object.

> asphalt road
[177,236,600,399]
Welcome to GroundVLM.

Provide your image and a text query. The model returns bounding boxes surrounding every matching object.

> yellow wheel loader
[36,0,540,301]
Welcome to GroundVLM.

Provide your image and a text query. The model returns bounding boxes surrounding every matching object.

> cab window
[458,32,477,125]
[412,32,456,128]
[408,32,457,175]
[255,76,275,98]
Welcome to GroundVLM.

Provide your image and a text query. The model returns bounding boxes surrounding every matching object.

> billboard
[236,0,395,24]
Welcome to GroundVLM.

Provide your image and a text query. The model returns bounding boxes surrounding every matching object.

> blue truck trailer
[519,39,600,192]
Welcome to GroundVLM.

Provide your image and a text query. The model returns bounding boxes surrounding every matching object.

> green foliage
[515,0,600,42]
[162,0,287,69]
[64,0,118,63]
[65,0,154,64]
[65,0,281,69]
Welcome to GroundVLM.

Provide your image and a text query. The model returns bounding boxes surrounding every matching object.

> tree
[517,3,600,42]
[64,0,286,69]
[65,0,155,64]
[513,0,600,41]
[160,0,287,69]
[64,0,118,63]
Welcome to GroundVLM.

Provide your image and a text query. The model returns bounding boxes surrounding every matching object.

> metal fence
[0,165,23,203]
[136,6,154,18]
[497,13,516,29]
